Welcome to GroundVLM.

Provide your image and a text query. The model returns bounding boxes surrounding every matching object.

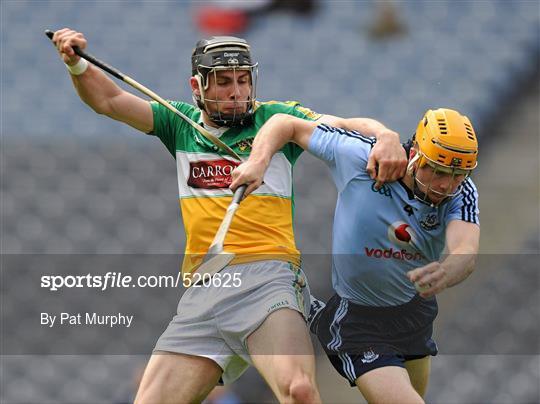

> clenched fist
[50,28,87,66]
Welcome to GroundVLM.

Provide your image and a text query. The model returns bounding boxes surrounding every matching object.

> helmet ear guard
[407,149,420,174]
[191,74,206,111]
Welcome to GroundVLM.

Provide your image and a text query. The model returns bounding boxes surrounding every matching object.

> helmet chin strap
[208,110,252,128]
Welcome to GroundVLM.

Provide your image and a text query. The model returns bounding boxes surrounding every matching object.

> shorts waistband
[336,294,437,318]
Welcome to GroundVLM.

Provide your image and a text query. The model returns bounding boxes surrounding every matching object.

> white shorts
[153,260,311,384]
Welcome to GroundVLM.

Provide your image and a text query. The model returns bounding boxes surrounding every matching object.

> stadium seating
[2,1,538,402]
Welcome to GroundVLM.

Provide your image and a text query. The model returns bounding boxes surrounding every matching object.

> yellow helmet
[414,108,478,171]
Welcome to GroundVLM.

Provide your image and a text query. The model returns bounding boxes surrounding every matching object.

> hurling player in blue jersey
[231,108,479,403]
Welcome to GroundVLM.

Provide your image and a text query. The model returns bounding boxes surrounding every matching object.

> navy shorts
[312,293,438,386]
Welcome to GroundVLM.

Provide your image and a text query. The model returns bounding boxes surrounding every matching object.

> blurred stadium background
[1,0,539,403]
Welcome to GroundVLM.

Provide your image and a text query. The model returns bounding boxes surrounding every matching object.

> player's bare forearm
[53,28,153,133]
[440,249,477,288]
[71,65,122,114]
[408,221,479,297]
[72,69,153,133]
[247,115,292,167]
[408,253,477,299]
[440,220,480,287]
[249,114,317,165]
[230,114,317,195]
[52,28,119,115]
[71,66,153,133]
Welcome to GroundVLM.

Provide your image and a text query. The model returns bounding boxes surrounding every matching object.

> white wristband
[65,58,89,76]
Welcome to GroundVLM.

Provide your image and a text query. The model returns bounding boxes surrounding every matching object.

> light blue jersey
[308,124,480,306]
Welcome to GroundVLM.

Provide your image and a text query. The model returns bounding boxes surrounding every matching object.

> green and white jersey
[150,100,321,273]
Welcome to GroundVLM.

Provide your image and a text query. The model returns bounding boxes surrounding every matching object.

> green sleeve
[149,101,198,158]
[282,101,322,122]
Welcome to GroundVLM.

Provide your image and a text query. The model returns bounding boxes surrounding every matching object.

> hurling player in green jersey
[51,28,407,404]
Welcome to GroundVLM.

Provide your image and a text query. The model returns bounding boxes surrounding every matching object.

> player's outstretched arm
[230,114,318,195]
[320,114,407,188]
[407,220,480,298]
[51,28,153,133]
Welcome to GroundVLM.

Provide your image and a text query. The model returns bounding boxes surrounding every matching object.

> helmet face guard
[195,65,258,127]
[409,155,470,206]
[191,36,258,127]
[409,108,479,206]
